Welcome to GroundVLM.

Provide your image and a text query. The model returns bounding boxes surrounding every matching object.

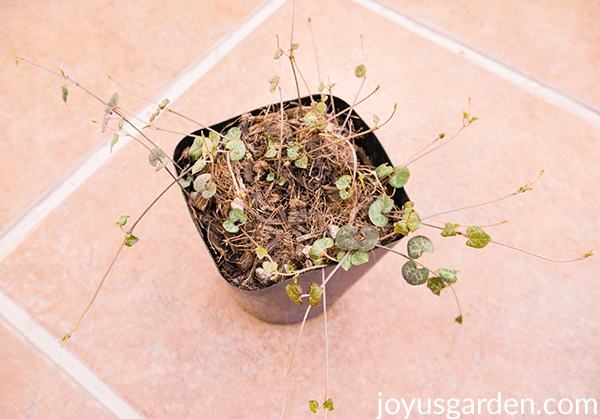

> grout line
[352,0,600,128]
[0,0,288,263]
[0,290,147,419]
[0,0,287,417]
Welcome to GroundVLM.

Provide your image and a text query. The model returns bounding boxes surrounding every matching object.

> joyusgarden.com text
[375,392,597,418]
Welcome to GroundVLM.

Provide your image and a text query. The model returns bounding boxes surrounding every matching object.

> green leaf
[407,235,434,259]
[193,173,216,198]
[436,268,458,284]
[427,276,447,296]
[110,133,119,152]
[61,86,68,104]
[229,209,247,224]
[105,92,119,114]
[266,173,275,182]
[287,145,299,160]
[465,226,491,249]
[406,211,421,232]
[286,282,303,305]
[355,64,367,78]
[116,215,129,227]
[357,226,379,251]
[189,142,202,160]
[335,175,352,190]
[265,148,278,159]
[584,250,595,258]
[441,223,460,237]
[376,163,393,179]
[307,283,323,307]
[394,221,410,236]
[226,139,246,161]
[256,247,268,259]
[315,101,326,115]
[373,114,380,124]
[401,261,429,285]
[335,225,359,250]
[191,157,206,174]
[309,400,319,413]
[455,315,463,324]
[295,154,308,169]
[351,251,369,265]
[337,251,352,271]
[389,165,410,188]
[277,177,286,186]
[339,189,352,199]
[402,201,415,217]
[335,225,378,252]
[124,233,139,247]
[118,117,124,129]
[226,127,241,140]
[224,210,247,233]
[369,195,393,227]
[178,175,192,188]
[323,398,334,411]
[263,261,277,273]
[318,82,325,93]
[303,111,317,127]
[148,148,166,167]
[291,43,300,50]
[309,237,334,265]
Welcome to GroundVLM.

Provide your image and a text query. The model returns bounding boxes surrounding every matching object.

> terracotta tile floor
[1,0,599,418]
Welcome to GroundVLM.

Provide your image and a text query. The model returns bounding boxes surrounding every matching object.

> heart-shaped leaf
[402,261,429,285]
[375,163,393,179]
[407,235,434,259]
[436,268,458,284]
[226,139,246,161]
[389,165,410,188]
[394,220,410,236]
[427,276,447,296]
[226,127,241,140]
[369,195,393,227]
[335,225,360,250]
[465,226,491,249]
[285,282,303,305]
[441,223,460,237]
[307,283,323,307]
[309,237,334,265]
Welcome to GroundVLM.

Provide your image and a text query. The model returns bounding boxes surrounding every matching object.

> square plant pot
[173,95,410,324]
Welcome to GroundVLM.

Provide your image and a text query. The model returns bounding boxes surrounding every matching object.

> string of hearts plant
[9,16,594,418]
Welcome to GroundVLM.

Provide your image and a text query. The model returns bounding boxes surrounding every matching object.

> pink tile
[0,0,265,229]
[380,0,600,107]
[0,318,111,419]
[1,0,599,418]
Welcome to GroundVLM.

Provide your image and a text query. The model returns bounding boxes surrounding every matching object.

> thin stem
[403,126,464,167]
[293,85,380,138]
[342,76,366,128]
[421,170,545,221]
[321,268,330,419]
[280,257,347,419]
[422,222,594,263]
[307,17,321,84]
[62,240,125,346]
[308,102,396,155]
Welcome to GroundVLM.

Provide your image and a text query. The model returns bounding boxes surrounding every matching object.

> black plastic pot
[174,95,410,324]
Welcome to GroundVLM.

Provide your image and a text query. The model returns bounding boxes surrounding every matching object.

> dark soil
[176,97,403,290]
